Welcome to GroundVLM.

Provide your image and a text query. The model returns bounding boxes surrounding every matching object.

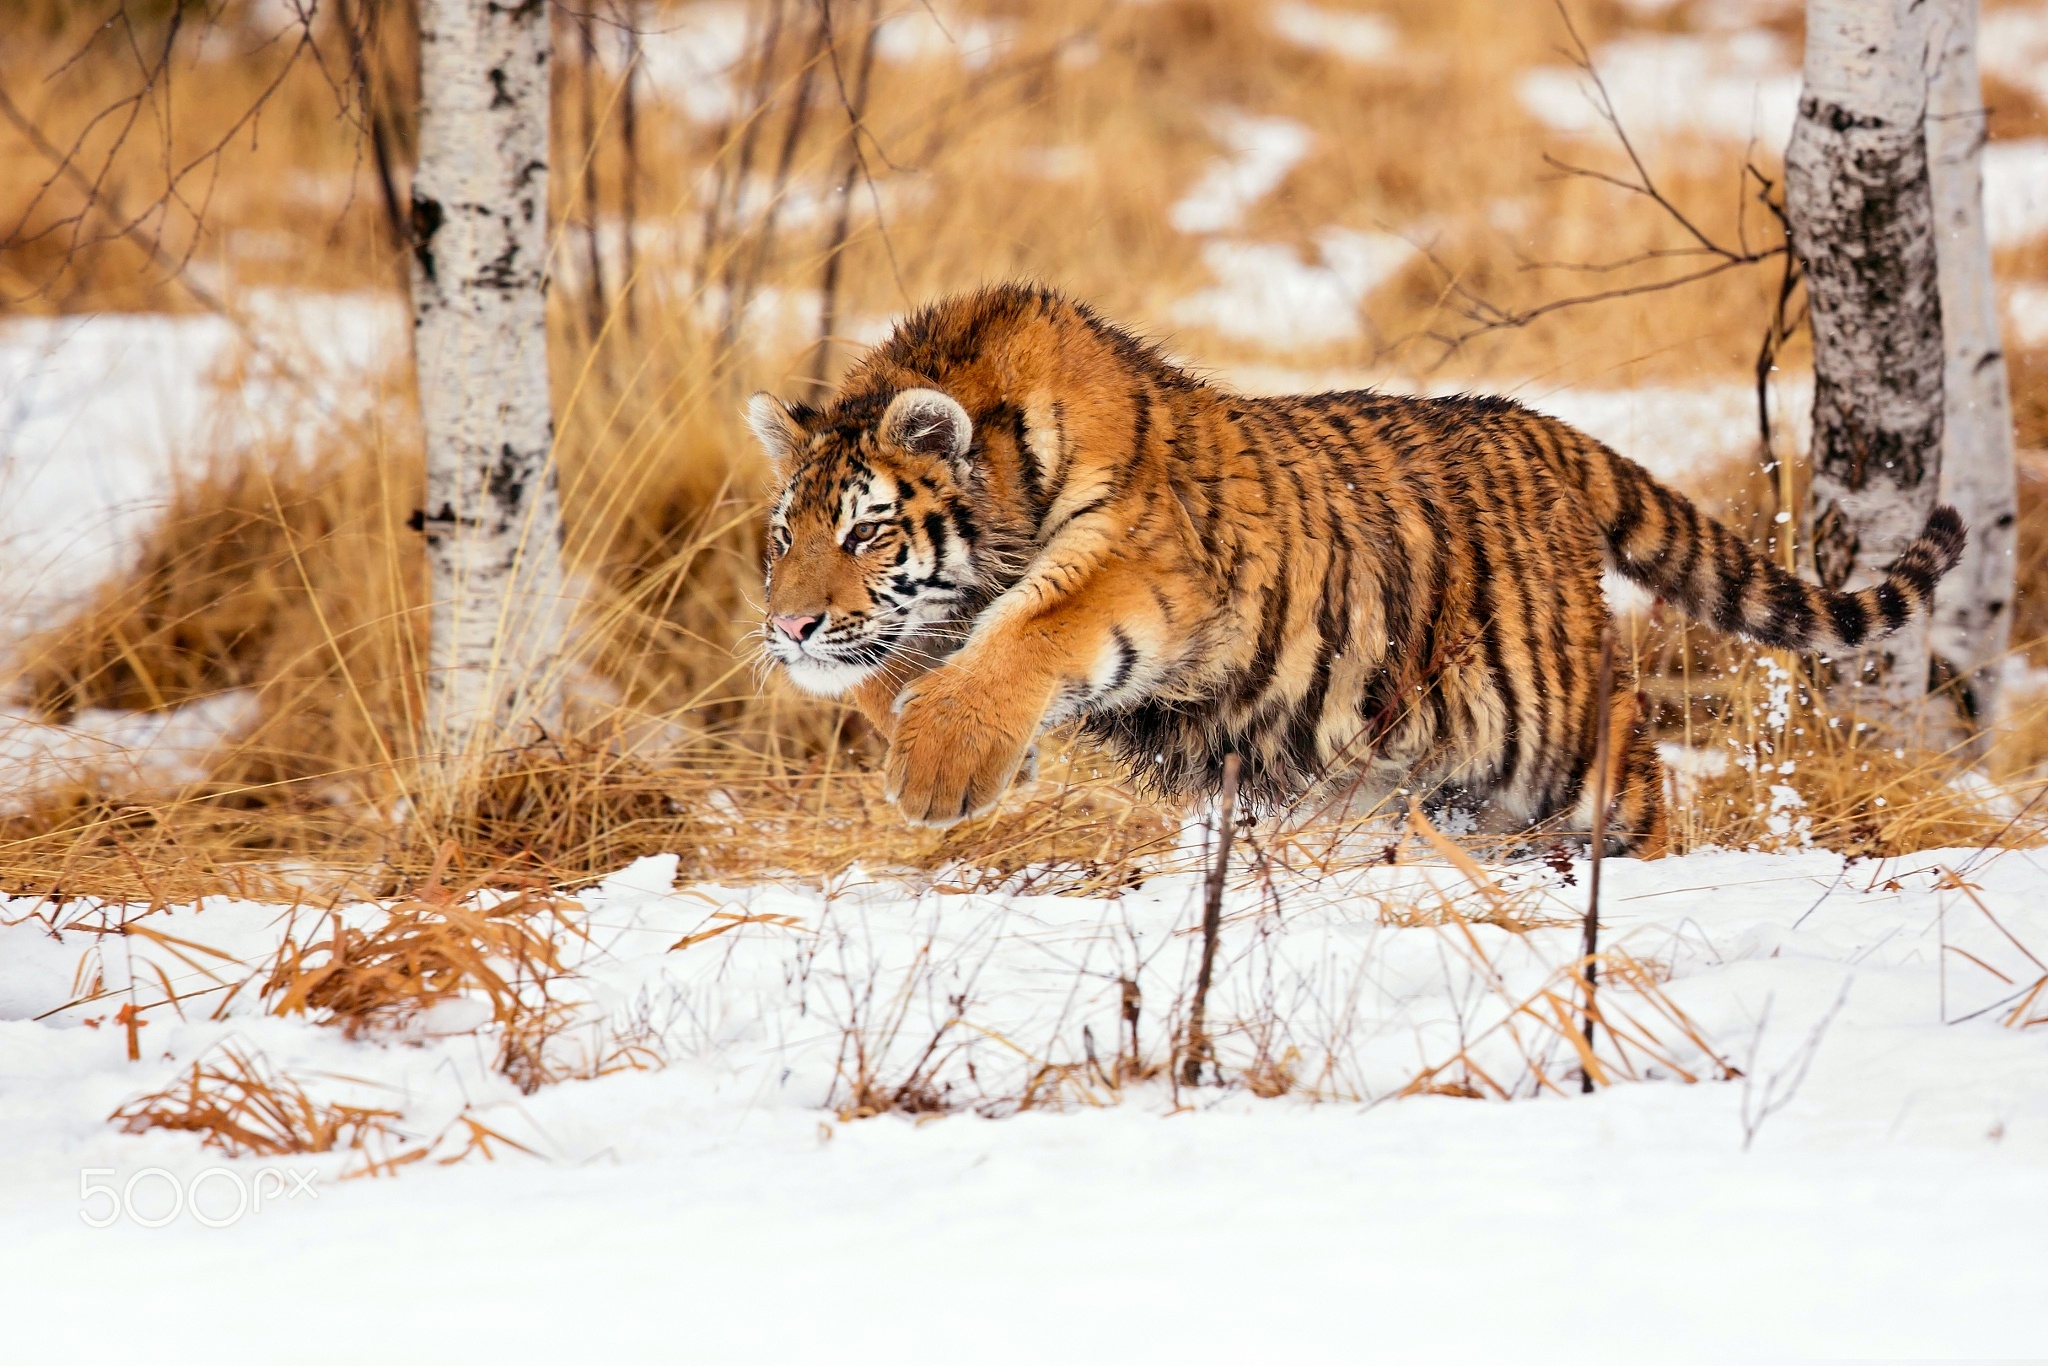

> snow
[616,1,753,124]
[1512,18,2048,251]
[1172,229,1417,346]
[1168,113,1313,235]
[1981,3,2048,113]
[694,283,829,353]
[2010,282,2048,350]
[1,842,2045,1356]
[1270,2,1399,64]
[0,692,257,810]
[1017,144,1091,181]
[1518,32,1801,151]
[0,294,403,639]
[0,313,233,635]
[874,8,1017,70]
[1984,139,2048,249]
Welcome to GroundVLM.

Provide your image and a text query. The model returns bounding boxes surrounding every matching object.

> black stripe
[1825,591,1870,647]
[1667,494,1706,613]
[1285,472,1355,772]
[1715,527,1754,634]
[1126,388,1153,487]
[1233,527,1294,716]
[1873,581,1910,631]
[1107,627,1137,695]
[1047,399,1068,484]
[1147,579,1176,624]
[1000,402,1048,522]
[1610,465,1647,560]
[1890,558,1938,599]
[1501,424,1557,788]
[1464,489,1521,791]
[1052,494,1111,532]
[949,503,979,548]
[1761,569,1817,646]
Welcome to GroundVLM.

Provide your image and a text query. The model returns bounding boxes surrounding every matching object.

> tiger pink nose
[770,613,820,642]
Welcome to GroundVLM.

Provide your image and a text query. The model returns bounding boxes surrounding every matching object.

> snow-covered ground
[1169,112,1314,236]
[0,293,403,638]
[1520,28,1802,150]
[1270,1,1399,65]
[0,294,403,796]
[1173,230,1418,346]
[0,692,256,813]
[2,843,2045,1358]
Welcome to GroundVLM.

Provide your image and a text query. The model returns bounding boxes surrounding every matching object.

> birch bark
[1785,0,1946,723]
[408,0,568,771]
[1926,0,2019,734]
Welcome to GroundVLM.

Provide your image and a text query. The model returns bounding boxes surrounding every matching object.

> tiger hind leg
[1573,688,1670,859]
[1609,692,1670,857]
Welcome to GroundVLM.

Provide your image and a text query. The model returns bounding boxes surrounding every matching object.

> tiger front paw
[883,668,1040,827]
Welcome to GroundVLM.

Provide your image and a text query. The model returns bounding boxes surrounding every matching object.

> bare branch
[1420,2,1796,366]
[0,77,322,404]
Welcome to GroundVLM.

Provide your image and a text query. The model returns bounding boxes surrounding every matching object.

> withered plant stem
[1581,630,1616,1094]
[1183,751,1241,1087]
[615,0,639,336]
[576,6,608,345]
[0,84,310,396]
[812,0,882,388]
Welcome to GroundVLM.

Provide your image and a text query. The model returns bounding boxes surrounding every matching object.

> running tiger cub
[750,283,1965,855]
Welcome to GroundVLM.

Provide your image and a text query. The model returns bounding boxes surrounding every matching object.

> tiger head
[749,386,983,696]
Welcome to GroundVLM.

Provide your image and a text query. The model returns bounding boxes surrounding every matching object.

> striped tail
[1548,425,1966,653]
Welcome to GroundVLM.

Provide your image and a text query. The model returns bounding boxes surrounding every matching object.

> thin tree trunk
[616,0,639,336]
[720,5,828,355]
[1926,0,2018,736]
[1785,0,1946,723]
[812,0,881,389]
[336,0,407,255]
[576,6,608,343]
[408,0,568,772]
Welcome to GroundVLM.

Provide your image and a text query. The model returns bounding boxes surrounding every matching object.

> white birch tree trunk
[1925,0,2019,736]
[408,0,568,773]
[1786,0,1946,724]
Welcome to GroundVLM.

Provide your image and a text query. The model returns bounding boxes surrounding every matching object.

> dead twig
[1182,752,1242,1086]
[1581,628,1615,1093]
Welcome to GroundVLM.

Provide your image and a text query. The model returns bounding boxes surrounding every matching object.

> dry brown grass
[259,850,580,1035]
[1395,943,1734,1099]
[254,848,680,1092]
[1657,649,2032,857]
[110,1042,406,1158]
[110,1037,544,1172]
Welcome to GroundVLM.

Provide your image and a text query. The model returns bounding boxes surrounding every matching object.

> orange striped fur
[751,284,1966,853]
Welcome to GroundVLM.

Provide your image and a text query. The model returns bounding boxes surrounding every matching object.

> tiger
[749,283,1966,855]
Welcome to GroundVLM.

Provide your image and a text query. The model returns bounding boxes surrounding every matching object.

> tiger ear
[746,393,809,474]
[880,387,973,465]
